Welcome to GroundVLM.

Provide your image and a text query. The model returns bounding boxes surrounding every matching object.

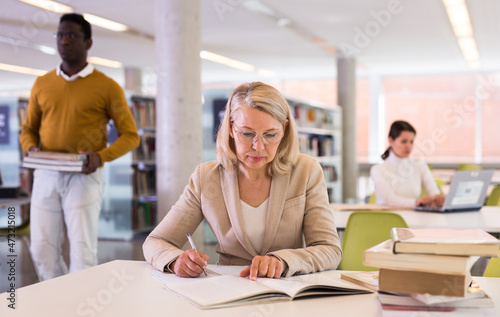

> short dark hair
[60,13,91,40]
[381,120,417,160]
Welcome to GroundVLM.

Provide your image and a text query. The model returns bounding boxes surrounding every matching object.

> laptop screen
[451,180,486,206]
[444,170,494,209]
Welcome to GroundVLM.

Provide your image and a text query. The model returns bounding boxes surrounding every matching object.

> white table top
[332,206,500,233]
[1,260,499,316]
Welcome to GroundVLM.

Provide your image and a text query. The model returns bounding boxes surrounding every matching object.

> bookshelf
[0,97,30,228]
[287,97,342,203]
[98,95,157,240]
[130,96,157,232]
[16,99,32,195]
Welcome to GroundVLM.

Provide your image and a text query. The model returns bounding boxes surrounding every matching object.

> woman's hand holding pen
[172,249,209,278]
[240,255,283,281]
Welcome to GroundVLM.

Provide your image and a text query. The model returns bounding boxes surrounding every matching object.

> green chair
[435,178,445,192]
[483,250,500,277]
[486,186,500,206]
[456,164,483,171]
[367,193,376,204]
[0,219,30,236]
[421,178,445,196]
[338,211,408,271]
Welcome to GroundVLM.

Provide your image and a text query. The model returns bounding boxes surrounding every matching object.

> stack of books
[23,151,88,172]
[361,228,500,310]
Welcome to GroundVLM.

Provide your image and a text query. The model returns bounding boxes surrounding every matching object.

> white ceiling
[0,0,499,94]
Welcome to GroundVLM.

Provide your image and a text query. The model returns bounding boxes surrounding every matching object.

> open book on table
[153,265,373,309]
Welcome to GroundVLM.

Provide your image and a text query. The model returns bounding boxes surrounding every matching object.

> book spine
[392,241,400,254]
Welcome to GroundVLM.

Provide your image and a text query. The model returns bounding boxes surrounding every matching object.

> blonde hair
[216,82,299,176]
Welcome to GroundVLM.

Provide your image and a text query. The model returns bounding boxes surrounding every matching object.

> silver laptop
[414,170,494,212]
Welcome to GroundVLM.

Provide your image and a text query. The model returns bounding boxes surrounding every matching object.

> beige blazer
[143,154,342,277]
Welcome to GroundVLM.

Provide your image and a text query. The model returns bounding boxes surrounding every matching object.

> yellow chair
[338,211,408,271]
[486,186,500,206]
[483,250,500,277]
[434,178,446,194]
[367,193,376,204]
[456,164,483,171]
[0,219,30,236]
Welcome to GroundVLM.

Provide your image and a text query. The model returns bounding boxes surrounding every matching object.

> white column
[369,75,384,163]
[474,76,482,164]
[337,57,358,203]
[155,0,202,224]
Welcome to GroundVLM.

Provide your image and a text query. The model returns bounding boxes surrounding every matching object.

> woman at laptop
[371,120,445,208]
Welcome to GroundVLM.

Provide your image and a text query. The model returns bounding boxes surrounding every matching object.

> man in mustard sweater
[19,13,139,280]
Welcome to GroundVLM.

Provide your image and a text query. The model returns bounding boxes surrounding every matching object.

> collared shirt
[56,63,94,81]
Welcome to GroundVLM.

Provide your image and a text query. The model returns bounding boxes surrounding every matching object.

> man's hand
[26,146,40,156]
[80,151,101,174]
[240,255,283,281]
[172,249,209,278]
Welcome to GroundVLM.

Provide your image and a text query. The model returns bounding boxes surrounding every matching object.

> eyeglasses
[53,32,83,41]
[232,124,284,145]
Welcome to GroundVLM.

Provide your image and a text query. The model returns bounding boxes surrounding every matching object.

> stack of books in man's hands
[362,228,500,310]
[23,151,88,172]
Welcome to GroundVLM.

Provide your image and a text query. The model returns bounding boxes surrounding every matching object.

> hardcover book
[26,151,88,161]
[378,268,471,297]
[411,280,486,305]
[363,240,479,275]
[378,280,493,309]
[390,228,500,257]
[22,162,85,172]
[23,151,88,172]
[23,157,86,166]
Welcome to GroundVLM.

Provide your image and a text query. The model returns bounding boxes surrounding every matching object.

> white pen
[186,233,208,276]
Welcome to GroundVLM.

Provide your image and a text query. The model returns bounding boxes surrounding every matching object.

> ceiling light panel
[19,0,73,13]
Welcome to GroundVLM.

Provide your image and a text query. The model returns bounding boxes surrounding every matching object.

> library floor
[0,231,490,294]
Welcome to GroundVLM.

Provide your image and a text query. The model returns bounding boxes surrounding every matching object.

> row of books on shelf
[291,104,337,130]
[342,228,500,311]
[322,165,337,183]
[131,200,156,230]
[132,98,156,128]
[133,132,156,162]
[298,134,335,157]
[133,168,156,197]
[326,187,336,203]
